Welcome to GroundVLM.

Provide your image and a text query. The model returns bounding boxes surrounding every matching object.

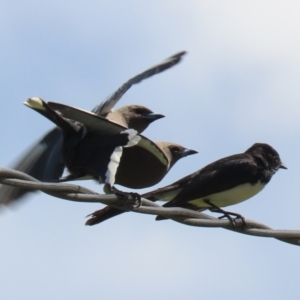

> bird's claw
[218,213,246,228]
[111,186,142,207]
[204,199,246,228]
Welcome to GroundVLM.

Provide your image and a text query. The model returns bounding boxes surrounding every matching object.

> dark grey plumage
[151,143,286,220]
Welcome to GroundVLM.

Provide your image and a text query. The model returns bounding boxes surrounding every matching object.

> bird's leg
[203,199,246,228]
[110,186,142,208]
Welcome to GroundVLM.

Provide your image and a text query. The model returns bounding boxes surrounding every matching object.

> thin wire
[0,168,299,247]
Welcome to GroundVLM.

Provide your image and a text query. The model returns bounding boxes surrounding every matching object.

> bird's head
[113,105,164,133]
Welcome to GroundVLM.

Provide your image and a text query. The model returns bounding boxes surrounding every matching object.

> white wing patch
[105,129,141,186]
[105,146,123,186]
[121,129,141,147]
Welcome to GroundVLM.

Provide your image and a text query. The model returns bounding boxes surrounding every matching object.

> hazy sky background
[1,1,299,299]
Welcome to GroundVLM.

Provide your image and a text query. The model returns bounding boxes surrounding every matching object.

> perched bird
[85,141,198,225]
[0,51,186,205]
[86,143,286,225]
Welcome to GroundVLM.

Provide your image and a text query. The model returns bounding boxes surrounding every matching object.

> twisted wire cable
[0,168,299,247]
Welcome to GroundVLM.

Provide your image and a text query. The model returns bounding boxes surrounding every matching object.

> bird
[22,97,142,190]
[85,143,286,225]
[0,51,186,205]
[85,141,198,225]
[43,100,198,188]
[49,102,165,135]
[23,97,197,193]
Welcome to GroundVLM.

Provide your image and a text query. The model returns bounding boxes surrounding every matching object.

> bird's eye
[172,146,180,154]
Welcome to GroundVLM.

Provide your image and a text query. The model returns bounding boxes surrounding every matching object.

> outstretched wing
[92,51,186,116]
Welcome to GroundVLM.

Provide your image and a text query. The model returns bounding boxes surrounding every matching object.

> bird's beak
[145,113,165,121]
[182,148,198,157]
[279,163,287,170]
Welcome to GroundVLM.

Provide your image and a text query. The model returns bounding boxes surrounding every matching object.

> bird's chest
[189,182,265,208]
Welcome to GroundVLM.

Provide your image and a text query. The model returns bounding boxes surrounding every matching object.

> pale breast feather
[188,182,265,208]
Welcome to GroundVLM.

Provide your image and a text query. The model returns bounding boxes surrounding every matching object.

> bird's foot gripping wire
[218,212,246,228]
[111,186,142,208]
[203,199,246,228]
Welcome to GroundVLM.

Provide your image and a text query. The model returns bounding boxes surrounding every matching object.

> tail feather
[85,206,126,226]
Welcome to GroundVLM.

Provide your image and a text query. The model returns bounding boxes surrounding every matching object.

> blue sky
[1,1,300,299]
